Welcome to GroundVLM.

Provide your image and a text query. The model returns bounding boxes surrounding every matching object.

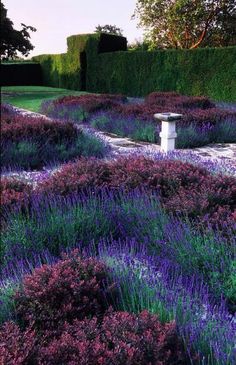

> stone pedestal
[154,112,182,152]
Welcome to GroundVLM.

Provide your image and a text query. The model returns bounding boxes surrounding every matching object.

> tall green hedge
[33,33,236,101]
[32,33,127,92]
[32,34,99,91]
[92,47,236,101]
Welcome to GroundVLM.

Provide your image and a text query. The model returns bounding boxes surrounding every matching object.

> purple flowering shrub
[51,93,127,116]
[0,311,191,365]
[37,157,236,230]
[15,250,116,332]
[0,321,37,365]
[38,311,191,365]
[0,178,32,212]
[1,104,108,169]
[1,109,78,145]
[145,92,215,110]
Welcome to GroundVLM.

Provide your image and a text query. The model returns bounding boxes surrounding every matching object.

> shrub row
[0,63,42,86]
[2,189,234,310]
[41,91,236,130]
[2,157,235,229]
[1,104,109,169]
[1,109,78,145]
[42,92,236,149]
[36,157,236,229]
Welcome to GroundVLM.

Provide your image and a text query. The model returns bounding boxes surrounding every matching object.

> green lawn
[1,86,88,112]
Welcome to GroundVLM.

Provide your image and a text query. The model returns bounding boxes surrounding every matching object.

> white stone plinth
[154,112,182,152]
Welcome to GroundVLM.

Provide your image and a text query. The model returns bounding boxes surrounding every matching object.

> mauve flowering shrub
[112,103,235,128]
[0,321,37,365]
[185,108,236,126]
[52,93,127,114]
[15,250,116,331]
[40,92,236,147]
[112,102,165,122]
[145,92,215,110]
[37,311,190,365]
[37,157,236,229]
[0,311,190,365]
[1,112,78,145]
[38,157,208,194]
[0,178,32,212]
[1,104,109,170]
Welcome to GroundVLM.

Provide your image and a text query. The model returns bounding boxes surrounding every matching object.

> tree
[132,0,236,49]
[95,24,124,36]
[0,2,36,60]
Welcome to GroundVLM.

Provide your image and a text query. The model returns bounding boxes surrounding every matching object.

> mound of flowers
[1,104,108,170]
[0,178,32,212]
[37,156,236,230]
[41,93,128,122]
[0,251,190,365]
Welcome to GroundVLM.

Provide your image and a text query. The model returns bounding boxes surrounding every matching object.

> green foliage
[33,34,100,91]
[91,114,157,142]
[95,24,123,36]
[32,32,235,101]
[93,47,236,101]
[133,0,236,49]
[0,281,17,325]
[1,134,107,170]
[0,2,36,60]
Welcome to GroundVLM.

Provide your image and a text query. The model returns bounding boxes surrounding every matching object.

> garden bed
[0,89,235,365]
[41,91,236,149]
[1,103,109,171]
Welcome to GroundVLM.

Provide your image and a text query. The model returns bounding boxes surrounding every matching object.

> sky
[3,0,144,58]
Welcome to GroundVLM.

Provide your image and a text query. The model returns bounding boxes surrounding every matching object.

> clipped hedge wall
[33,33,127,92]
[91,47,236,101]
[0,63,42,86]
[33,32,236,101]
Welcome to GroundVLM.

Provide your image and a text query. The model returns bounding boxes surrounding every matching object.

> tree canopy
[95,24,124,36]
[0,2,36,60]
[133,0,236,49]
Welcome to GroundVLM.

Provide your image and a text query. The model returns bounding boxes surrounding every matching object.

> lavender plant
[90,111,158,143]
[99,240,236,365]
[1,133,109,170]
[90,112,236,148]
[0,238,235,365]
[1,189,235,309]
[40,99,87,123]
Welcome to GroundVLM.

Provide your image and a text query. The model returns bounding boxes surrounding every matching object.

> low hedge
[0,63,42,86]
